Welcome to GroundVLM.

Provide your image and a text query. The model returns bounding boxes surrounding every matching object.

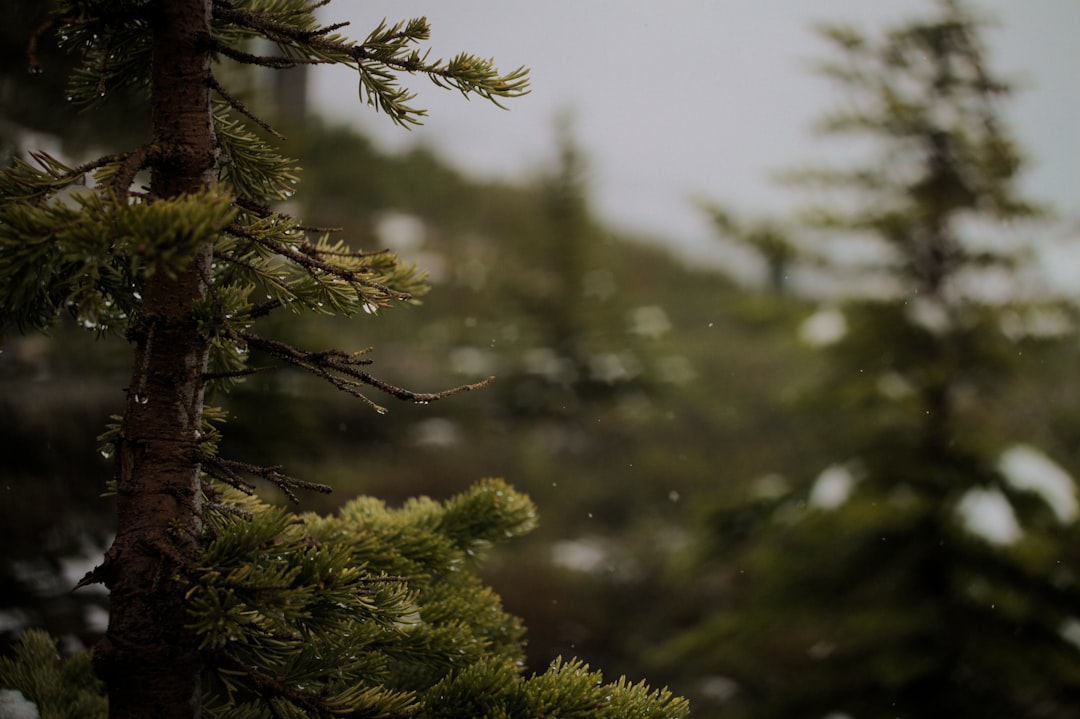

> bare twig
[240,330,495,415]
[203,365,276,381]
[209,73,285,139]
[205,35,323,68]
[26,14,59,75]
[109,144,157,197]
[214,4,347,44]
[200,452,332,503]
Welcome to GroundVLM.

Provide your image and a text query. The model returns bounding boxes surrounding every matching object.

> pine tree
[0,2,688,717]
[697,202,803,294]
[661,1,1080,717]
[496,118,646,416]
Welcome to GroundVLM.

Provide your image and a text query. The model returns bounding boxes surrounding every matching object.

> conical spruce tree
[660,1,1080,717]
[0,2,688,718]
[496,118,649,416]
[697,202,803,295]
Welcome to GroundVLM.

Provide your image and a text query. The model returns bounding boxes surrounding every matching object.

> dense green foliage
[1,482,689,718]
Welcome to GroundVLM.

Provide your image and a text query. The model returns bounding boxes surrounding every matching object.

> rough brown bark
[94,1,217,717]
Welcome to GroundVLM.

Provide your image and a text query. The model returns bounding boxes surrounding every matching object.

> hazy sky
[311,1,1079,267]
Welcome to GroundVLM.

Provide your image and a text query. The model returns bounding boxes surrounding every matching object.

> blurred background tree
[696,202,805,295]
[657,1,1080,717]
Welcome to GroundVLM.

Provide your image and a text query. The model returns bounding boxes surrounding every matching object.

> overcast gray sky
[311,1,1079,269]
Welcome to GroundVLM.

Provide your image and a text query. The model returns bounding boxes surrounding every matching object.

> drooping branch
[25,14,59,75]
[199,452,332,503]
[238,330,496,415]
[202,365,275,381]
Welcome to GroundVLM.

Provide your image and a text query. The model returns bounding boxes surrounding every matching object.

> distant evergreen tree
[500,118,639,416]
[0,2,688,717]
[697,202,804,294]
[662,1,1080,717]
[517,117,598,409]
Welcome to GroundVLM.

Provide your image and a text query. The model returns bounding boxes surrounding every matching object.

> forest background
[2,1,1079,717]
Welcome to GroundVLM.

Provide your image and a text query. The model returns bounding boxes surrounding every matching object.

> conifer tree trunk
[94,1,216,716]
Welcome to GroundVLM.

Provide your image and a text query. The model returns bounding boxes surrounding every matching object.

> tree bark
[94,1,217,717]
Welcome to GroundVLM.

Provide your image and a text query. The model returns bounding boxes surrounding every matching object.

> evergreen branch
[212,644,418,719]
[299,223,345,234]
[206,249,285,320]
[212,247,264,275]
[352,367,497,406]
[208,11,528,126]
[249,298,285,319]
[205,34,323,69]
[73,153,140,186]
[239,331,496,414]
[238,332,387,412]
[212,650,331,717]
[224,222,413,302]
[203,365,276,381]
[363,576,411,585]
[268,236,412,301]
[230,195,343,234]
[200,457,258,497]
[207,569,402,597]
[2,150,129,201]
[56,9,154,110]
[208,73,285,140]
[26,14,60,75]
[214,100,300,202]
[203,499,254,520]
[234,194,274,217]
[9,144,156,200]
[89,27,118,97]
[300,242,392,260]
[200,452,332,503]
[213,5,348,45]
[108,144,157,197]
